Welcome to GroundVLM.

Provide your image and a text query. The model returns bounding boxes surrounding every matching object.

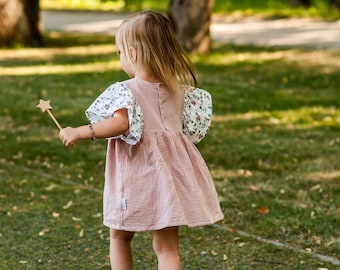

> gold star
[36,99,52,112]
[36,99,62,130]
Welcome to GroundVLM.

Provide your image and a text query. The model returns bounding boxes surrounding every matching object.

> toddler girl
[59,10,224,270]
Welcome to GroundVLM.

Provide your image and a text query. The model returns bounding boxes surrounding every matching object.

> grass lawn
[1,31,340,269]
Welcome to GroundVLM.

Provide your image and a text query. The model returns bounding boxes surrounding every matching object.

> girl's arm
[59,108,129,147]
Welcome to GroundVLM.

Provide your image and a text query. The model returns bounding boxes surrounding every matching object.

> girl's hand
[59,127,79,147]
[58,109,128,147]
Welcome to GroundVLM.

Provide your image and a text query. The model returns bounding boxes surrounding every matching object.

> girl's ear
[129,47,137,63]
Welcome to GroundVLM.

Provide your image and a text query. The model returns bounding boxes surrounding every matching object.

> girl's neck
[134,71,160,83]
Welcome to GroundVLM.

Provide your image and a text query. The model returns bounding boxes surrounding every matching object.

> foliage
[41,0,168,11]
[41,0,340,19]
[0,32,339,269]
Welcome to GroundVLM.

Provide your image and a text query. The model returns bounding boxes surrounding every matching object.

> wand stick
[36,99,62,131]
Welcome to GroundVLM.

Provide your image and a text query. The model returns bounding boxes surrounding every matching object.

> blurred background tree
[169,0,213,53]
[0,0,43,46]
[291,0,313,7]
[330,0,340,8]
[1,0,339,47]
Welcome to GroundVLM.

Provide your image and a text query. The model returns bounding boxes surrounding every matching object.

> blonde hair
[116,11,198,91]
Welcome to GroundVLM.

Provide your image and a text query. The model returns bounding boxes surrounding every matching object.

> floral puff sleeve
[182,86,213,144]
[85,82,144,145]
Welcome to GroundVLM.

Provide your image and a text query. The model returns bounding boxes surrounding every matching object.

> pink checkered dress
[86,78,224,231]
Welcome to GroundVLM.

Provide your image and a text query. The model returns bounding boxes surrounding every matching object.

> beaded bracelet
[88,123,96,143]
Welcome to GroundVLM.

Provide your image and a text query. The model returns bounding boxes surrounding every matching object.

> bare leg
[110,229,135,270]
[153,226,181,270]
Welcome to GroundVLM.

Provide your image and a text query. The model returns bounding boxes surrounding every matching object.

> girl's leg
[152,226,181,270]
[109,229,135,270]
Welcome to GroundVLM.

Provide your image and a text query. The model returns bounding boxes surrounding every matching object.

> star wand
[36,99,62,131]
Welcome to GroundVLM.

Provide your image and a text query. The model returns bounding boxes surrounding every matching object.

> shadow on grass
[1,33,339,269]
[44,32,115,48]
[196,44,340,114]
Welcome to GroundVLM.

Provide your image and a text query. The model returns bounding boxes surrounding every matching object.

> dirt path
[42,10,340,49]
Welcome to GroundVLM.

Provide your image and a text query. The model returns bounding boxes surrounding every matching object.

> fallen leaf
[228,227,238,233]
[63,201,73,209]
[72,216,82,221]
[238,169,252,177]
[249,185,260,192]
[297,189,307,199]
[45,184,58,191]
[211,250,218,256]
[13,152,23,159]
[39,229,49,236]
[326,238,340,247]
[244,170,252,177]
[93,213,102,218]
[79,229,84,238]
[299,203,308,209]
[257,207,269,214]
[310,184,321,191]
[312,235,322,245]
[40,195,48,200]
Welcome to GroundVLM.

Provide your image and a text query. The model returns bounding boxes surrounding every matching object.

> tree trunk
[290,0,312,7]
[0,0,43,46]
[330,0,340,9]
[290,0,340,9]
[169,0,213,53]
